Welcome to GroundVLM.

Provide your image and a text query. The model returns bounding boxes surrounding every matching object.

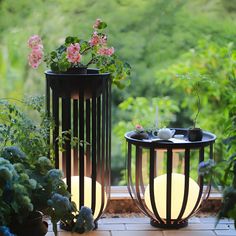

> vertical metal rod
[135,146,153,216]
[203,143,214,201]
[210,143,213,160]
[52,90,59,168]
[154,150,157,177]
[97,96,101,180]
[135,146,143,203]
[127,143,149,216]
[105,80,109,195]
[127,143,134,199]
[101,81,106,192]
[46,78,51,159]
[73,100,78,176]
[149,146,164,223]
[138,148,145,194]
[91,91,97,215]
[175,148,190,224]
[107,79,112,197]
[97,81,106,219]
[62,98,71,193]
[79,90,84,207]
[86,100,91,176]
[166,148,173,225]
[188,147,204,217]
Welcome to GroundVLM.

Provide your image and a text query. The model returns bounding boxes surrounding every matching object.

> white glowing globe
[144,173,200,219]
[64,176,107,219]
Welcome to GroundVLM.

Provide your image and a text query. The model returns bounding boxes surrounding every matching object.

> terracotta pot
[187,128,203,141]
[11,211,48,236]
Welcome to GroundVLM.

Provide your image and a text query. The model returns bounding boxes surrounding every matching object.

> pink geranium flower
[135,124,144,132]
[100,34,107,45]
[89,32,107,47]
[89,32,100,46]
[93,19,102,29]
[98,47,114,56]
[28,35,43,49]
[28,47,43,69]
[66,43,82,63]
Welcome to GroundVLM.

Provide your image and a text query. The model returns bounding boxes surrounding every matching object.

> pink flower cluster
[98,47,115,56]
[89,32,107,47]
[66,43,82,64]
[93,18,102,29]
[28,35,43,69]
[90,19,114,57]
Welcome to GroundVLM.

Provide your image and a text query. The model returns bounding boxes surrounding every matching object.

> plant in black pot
[187,82,203,141]
[27,18,131,89]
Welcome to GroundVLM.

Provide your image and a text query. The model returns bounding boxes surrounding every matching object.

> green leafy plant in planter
[175,73,211,141]
[187,81,203,141]
[0,99,95,235]
[27,19,131,88]
[198,127,236,228]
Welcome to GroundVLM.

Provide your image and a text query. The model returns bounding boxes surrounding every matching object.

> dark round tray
[124,128,216,149]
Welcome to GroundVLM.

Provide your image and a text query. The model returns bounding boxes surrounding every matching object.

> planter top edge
[45,68,110,77]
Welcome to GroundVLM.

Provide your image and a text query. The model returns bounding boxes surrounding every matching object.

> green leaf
[65,36,80,45]
[50,51,57,59]
[50,62,59,72]
[57,45,67,54]
[97,22,107,29]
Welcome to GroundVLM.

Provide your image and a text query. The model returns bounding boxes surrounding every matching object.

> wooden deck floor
[45,216,235,236]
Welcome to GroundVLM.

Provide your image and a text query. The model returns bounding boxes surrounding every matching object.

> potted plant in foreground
[27,18,131,89]
[0,147,95,236]
[0,99,95,236]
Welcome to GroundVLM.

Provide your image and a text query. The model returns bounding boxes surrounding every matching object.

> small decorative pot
[188,128,203,141]
[130,132,149,140]
[11,211,48,236]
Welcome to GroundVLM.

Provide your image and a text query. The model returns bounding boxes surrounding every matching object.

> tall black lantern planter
[125,128,216,229]
[45,69,111,224]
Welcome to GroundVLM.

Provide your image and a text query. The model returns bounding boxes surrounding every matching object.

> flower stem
[193,83,201,128]
[81,46,92,54]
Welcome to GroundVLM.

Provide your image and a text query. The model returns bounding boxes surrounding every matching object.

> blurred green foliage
[1,0,236,185]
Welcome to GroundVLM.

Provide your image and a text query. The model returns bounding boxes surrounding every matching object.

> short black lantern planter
[125,128,216,229]
[45,69,111,224]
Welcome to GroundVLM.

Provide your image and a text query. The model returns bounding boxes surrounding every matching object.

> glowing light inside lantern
[65,176,107,219]
[144,173,200,219]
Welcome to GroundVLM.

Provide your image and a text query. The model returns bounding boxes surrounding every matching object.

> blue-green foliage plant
[0,99,95,235]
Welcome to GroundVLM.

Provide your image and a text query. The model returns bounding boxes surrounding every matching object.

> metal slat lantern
[46,69,111,225]
[125,128,216,229]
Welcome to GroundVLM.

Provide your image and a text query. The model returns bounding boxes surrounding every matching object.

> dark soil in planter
[64,67,88,74]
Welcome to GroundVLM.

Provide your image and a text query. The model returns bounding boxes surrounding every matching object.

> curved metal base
[150,219,188,229]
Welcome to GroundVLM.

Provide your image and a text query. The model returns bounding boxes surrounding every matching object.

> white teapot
[154,128,175,140]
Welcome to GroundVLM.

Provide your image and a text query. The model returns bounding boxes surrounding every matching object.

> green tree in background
[1,0,236,184]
